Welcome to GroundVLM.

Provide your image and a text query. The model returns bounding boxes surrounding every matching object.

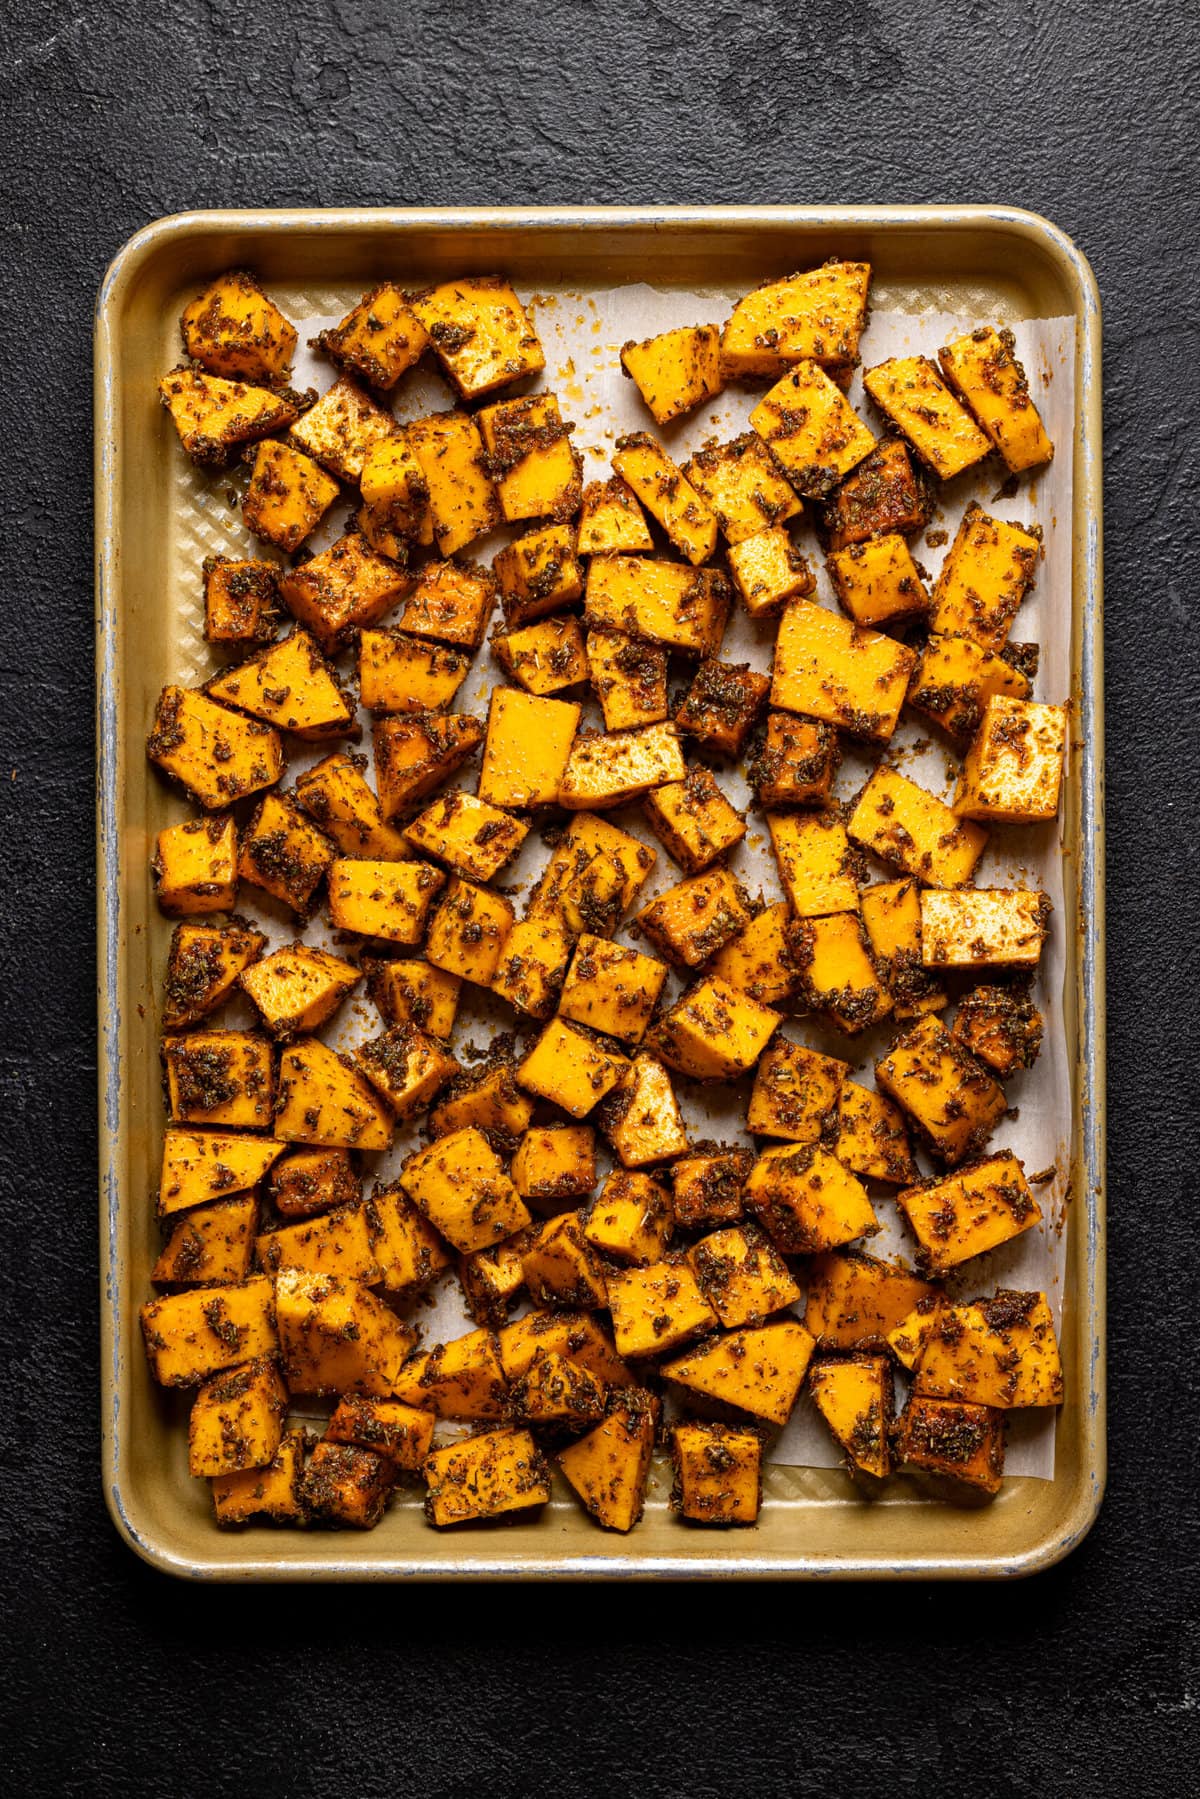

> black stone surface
[3,1,1198,1791]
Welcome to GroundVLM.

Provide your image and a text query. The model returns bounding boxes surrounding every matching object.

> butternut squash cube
[720,261,871,379]
[557,1391,658,1531]
[635,868,753,971]
[748,713,838,808]
[683,433,803,546]
[274,1038,394,1151]
[493,615,587,698]
[675,659,769,757]
[242,439,340,553]
[358,434,435,558]
[642,766,746,875]
[458,1230,532,1328]
[613,432,718,564]
[158,365,297,466]
[315,282,429,391]
[480,392,582,523]
[954,696,1068,823]
[211,1427,307,1526]
[403,789,528,883]
[398,558,495,652]
[424,876,514,984]
[161,919,266,1029]
[405,410,500,554]
[158,1130,285,1218]
[522,1212,609,1310]
[271,1147,360,1220]
[188,1358,288,1480]
[367,1183,455,1295]
[207,629,355,741]
[584,555,730,658]
[577,477,654,556]
[326,1396,436,1470]
[163,1030,275,1130]
[430,1054,533,1149]
[140,1276,278,1386]
[584,1169,673,1264]
[914,1290,1062,1409]
[706,903,795,1007]
[768,810,860,917]
[727,525,815,616]
[834,1080,917,1185]
[354,1025,459,1120]
[289,373,396,483]
[895,1393,1004,1494]
[651,976,780,1081]
[938,326,1054,474]
[400,1126,530,1253]
[599,1056,689,1169]
[671,1146,753,1229]
[818,435,932,550]
[583,632,666,736]
[327,857,446,944]
[875,1015,1007,1166]
[411,276,545,399]
[181,269,297,381]
[771,600,915,741]
[788,912,893,1034]
[527,811,657,937]
[747,1036,848,1142]
[863,355,991,480]
[606,1256,718,1359]
[276,1267,416,1395]
[897,1150,1041,1272]
[517,1018,630,1118]
[558,934,667,1046]
[373,713,485,818]
[690,1222,801,1328]
[239,943,361,1038]
[478,687,581,810]
[928,504,1040,652]
[491,915,573,1019]
[202,555,281,648]
[509,1348,606,1428]
[237,793,336,914]
[665,1319,814,1427]
[559,721,686,810]
[828,532,929,628]
[671,1421,762,1525]
[293,753,411,859]
[256,1201,380,1283]
[744,1142,878,1254]
[907,632,1031,746]
[365,956,460,1041]
[848,766,987,889]
[153,815,239,917]
[498,1312,634,1390]
[391,1327,509,1420]
[152,1193,259,1285]
[886,1297,946,1371]
[621,322,723,423]
[511,1125,597,1206]
[859,878,947,1019]
[921,889,1051,971]
[279,532,410,655]
[750,361,876,497]
[423,1427,551,1527]
[808,1354,893,1480]
[301,1441,395,1527]
[951,984,1043,1077]
[803,1251,938,1351]
[492,524,583,630]
[147,686,283,811]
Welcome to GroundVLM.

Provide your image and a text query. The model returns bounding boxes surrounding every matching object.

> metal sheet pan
[95,205,1105,1580]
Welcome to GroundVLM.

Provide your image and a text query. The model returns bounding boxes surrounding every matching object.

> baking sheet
[171,282,1076,1479]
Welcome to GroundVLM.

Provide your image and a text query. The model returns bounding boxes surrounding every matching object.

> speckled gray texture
[3,0,1199,1791]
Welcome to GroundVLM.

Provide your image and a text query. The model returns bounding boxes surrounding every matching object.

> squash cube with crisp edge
[400,1126,530,1254]
[671,1421,762,1525]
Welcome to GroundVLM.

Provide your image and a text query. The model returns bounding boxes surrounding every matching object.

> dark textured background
[3,0,1198,1791]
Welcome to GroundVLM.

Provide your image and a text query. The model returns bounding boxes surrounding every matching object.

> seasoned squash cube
[683,433,802,545]
[511,1125,597,1207]
[875,1015,1007,1166]
[721,261,871,379]
[895,1393,1004,1495]
[279,532,410,656]
[747,1037,848,1142]
[326,1396,435,1470]
[788,912,892,1034]
[907,632,1031,746]
[768,810,859,917]
[315,282,429,391]
[491,522,583,630]
[585,554,730,657]
[147,686,283,811]
[430,1054,534,1150]
[897,1150,1041,1271]
[665,1319,814,1426]
[256,1201,380,1283]
[559,721,686,810]
[635,868,753,970]
[863,356,990,480]
[859,878,947,1019]
[951,984,1043,1077]
[274,1037,394,1151]
[586,629,669,732]
[181,269,296,381]
[818,436,932,551]
[270,1147,360,1220]
[239,943,360,1038]
[276,1267,416,1395]
[491,915,573,1019]
[771,600,915,742]
[577,476,655,556]
[727,526,815,617]
[828,532,929,628]
[367,1183,454,1295]
[400,1125,530,1253]
[750,361,876,497]
[411,276,544,399]
[557,1391,658,1532]
[527,811,657,938]
[207,630,355,743]
[584,1169,674,1264]
[517,1018,630,1118]
[354,1025,458,1120]
[161,919,265,1029]
[404,790,528,882]
[237,793,336,914]
[642,766,746,874]
[373,713,485,818]
[358,435,435,559]
[599,1055,689,1169]
[211,1427,307,1526]
[509,1348,606,1428]
[834,1080,917,1185]
[671,1146,753,1229]
[748,713,838,809]
[359,631,467,716]
[938,326,1054,474]
[675,659,769,757]
[158,1130,285,1218]
[202,556,281,649]
[405,410,500,555]
[423,1426,551,1527]
[140,1276,277,1386]
[744,1143,878,1254]
[152,815,239,917]
[289,374,396,484]
[929,504,1041,652]
[152,1193,259,1285]
[497,1310,634,1388]
[522,1212,609,1309]
[921,889,1051,970]
[621,322,723,424]
[808,1354,893,1480]
[887,1298,946,1371]
[301,1442,396,1528]
[803,1251,938,1351]
[478,687,581,811]
[327,857,446,944]
[158,365,296,466]
[479,392,581,524]
[399,557,495,652]
[671,1421,762,1525]
[848,766,987,889]
[651,976,780,1081]
[690,1222,801,1328]
[424,876,514,984]
[613,432,718,564]
[391,1327,509,1420]
[162,1030,274,1130]
[293,753,411,859]
[558,935,667,1046]
[914,1290,1062,1408]
[494,615,587,695]
[242,439,340,553]
[606,1255,718,1359]
[188,1359,288,1480]
[706,904,797,1006]
[954,696,1068,823]
[458,1230,532,1328]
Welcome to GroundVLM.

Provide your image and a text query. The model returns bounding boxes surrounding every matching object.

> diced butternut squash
[671,1421,762,1525]
[366,957,461,1040]
[557,1392,658,1531]
[509,1348,606,1428]
[863,356,991,480]
[599,1055,689,1169]
[606,1256,718,1359]
[907,632,1032,746]
[359,434,436,558]
[895,1393,1004,1494]
[479,392,582,523]
[750,361,876,497]
[828,532,929,628]
[404,789,528,882]
[159,365,297,465]
[650,977,780,1081]
[928,504,1040,652]
[675,659,769,757]
[527,812,656,937]
[635,868,753,970]
[274,1038,394,1151]
[771,601,914,741]
[938,326,1054,474]
[577,477,654,556]
[744,1143,878,1254]
[188,1359,289,1479]
[497,1310,634,1388]
[749,714,839,809]
[256,1201,380,1283]
[424,876,514,984]
[181,269,296,381]
[278,531,410,655]
[584,555,730,658]
[727,526,815,617]
[558,934,667,1046]
[490,915,573,1019]
[921,882,1053,971]
[559,721,686,809]
[613,432,718,564]
[584,1169,674,1264]
[803,1251,938,1351]
[747,1037,848,1142]
[400,1126,530,1253]
[152,1193,259,1285]
[671,1146,754,1230]
[353,1026,458,1120]
[721,262,870,379]
[859,878,947,1019]
[162,1030,275,1130]
[848,765,987,888]
[405,410,500,554]
[833,1080,917,1186]
[391,1327,509,1420]
[818,435,931,551]
[768,810,860,917]
[621,323,723,424]
[706,903,797,1006]
[207,629,355,741]
[522,1212,609,1309]
[663,1320,815,1426]
[211,1428,307,1526]
[202,555,281,649]
[690,1222,801,1328]
[951,984,1044,1077]
[411,276,545,399]
[275,1267,416,1395]
[430,1052,533,1149]
[237,793,336,914]
[367,1183,455,1295]
[458,1231,532,1329]
[161,919,265,1029]
[511,1125,598,1207]
[372,713,485,818]
[326,857,446,944]
[587,628,669,731]
[808,1354,893,1480]
[642,766,746,874]
[478,687,581,810]
[152,815,239,916]
[140,1276,277,1386]
[788,912,893,1034]
[493,522,584,627]
[423,1427,551,1527]
[359,632,468,715]
[300,1441,395,1528]
[293,752,411,859]
[325,1396,436,1469]
[954,696,1068,822]
[875,1015,1007,1166]
[242,440,340,553]
[158,1130,285,1218]
[493,615,587,695]
[683,433,802,545]
[147,686,283,811]
[913,1290,1062,1408]
[271,1147,360,1220]
[897,1151,1041,1272]
[315,282,428,391]
[289,374,397,483]
[239,943,361,1038]
[400,557,496,651]
[517,1018,630,1118]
